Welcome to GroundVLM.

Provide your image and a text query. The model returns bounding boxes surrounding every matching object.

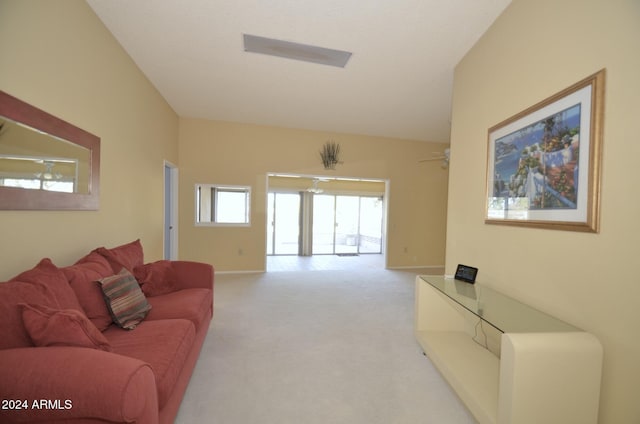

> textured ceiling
[87,0,511,142]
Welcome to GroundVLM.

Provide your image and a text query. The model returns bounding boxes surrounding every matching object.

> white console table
[415,275,602,424]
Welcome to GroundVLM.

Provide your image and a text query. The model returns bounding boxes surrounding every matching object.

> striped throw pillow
[98,268,151,330]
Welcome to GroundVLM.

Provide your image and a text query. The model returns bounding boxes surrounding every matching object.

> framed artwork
[485,69,605,232]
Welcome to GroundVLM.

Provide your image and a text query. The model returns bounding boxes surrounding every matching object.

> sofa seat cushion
[145,288,212,330]
[103,319,195,408]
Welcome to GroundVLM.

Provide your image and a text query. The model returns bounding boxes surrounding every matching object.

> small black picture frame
[454,264,478,284]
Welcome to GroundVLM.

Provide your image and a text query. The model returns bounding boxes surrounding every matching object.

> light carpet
[175,268,476,424]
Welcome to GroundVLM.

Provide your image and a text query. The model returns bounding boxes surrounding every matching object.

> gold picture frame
[485,69,605,232]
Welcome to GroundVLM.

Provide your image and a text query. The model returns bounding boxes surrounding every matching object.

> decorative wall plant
[320,141,341,170]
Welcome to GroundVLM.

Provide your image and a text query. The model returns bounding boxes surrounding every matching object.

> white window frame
[195,184,251,227]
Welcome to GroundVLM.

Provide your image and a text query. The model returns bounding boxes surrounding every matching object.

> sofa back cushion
[10,258,82,311]
[62,252,114,331]
[95,239,144,273]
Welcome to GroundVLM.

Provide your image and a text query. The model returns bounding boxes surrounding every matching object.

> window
[2,178,75,193]
[195,184,251,226]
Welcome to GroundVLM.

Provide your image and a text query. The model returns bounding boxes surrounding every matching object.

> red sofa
[0,240,214,424]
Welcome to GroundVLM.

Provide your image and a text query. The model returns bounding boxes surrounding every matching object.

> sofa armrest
[0,347,158,424]
[170,261,214,290]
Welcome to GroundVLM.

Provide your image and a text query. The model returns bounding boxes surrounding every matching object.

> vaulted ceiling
[87,0,511,142]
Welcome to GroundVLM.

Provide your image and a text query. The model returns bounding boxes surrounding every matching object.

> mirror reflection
[0,118,91,194]
[0,90,100,210]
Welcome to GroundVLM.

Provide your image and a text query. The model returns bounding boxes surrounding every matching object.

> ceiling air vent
[243,34,352,68]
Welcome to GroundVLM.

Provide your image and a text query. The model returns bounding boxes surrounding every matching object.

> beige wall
[179,118,449,271]
[447,0,640,422]
[0,0,178,279]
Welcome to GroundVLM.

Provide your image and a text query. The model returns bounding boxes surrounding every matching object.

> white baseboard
[216,266,444,274]
[215,270,266,275]
[387,265,445,271]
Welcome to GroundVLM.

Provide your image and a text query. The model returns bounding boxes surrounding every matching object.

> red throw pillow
[95,239,144,273]
[20,303,112,352]
[98,268,151,330]
[0,281,52,350]
[62,252,115,331]
[133,260,178,297]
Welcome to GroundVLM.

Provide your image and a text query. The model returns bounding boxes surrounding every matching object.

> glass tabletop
[419,275,581,333]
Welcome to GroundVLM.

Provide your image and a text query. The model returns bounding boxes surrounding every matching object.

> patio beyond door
[312,194,383,255]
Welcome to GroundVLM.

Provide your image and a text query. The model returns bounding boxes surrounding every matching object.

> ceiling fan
[307,177,329,194]
[35,160,63,180]
[419,148,450,168]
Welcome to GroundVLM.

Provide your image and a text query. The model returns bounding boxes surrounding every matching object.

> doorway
[266,174,386,261]
[164,161,178,260]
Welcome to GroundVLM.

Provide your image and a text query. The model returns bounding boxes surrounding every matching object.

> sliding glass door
[311,195,335,254]
[334,196,360,254]
[312,194,383,255]
[268,191,384,256]
[358,196,384,253]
